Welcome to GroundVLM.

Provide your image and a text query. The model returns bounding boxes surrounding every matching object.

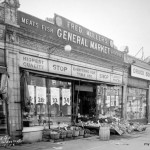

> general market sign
[17,11,124,63]
[54,14,123,59]
[131,65,150,80]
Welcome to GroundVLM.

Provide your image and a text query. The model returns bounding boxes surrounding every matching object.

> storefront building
[1,0,149,140]
[124,55,150,124]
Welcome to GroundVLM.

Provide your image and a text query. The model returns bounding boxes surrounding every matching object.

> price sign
[62,89,71,105]
[111,96,115,106]
[28,85,34,104]
[36,86,46,104]
[51,87,60,105]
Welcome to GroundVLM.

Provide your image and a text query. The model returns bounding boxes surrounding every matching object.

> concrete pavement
[1,125,150,150]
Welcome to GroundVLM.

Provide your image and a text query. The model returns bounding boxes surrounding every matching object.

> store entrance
[73,82,96,122]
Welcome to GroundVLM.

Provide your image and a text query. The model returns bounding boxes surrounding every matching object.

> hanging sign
[36,86,46,104]
[62,89,71,105]
[28,85,34,104]
[50,87,60,105]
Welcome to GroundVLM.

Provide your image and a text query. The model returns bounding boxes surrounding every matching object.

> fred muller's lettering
[21,17,38,28]
[53,65,67,72]
[67,21,83,33]
[86,30,108,45]
[22,56,44,70]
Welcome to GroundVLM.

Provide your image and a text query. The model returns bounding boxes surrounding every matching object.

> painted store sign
[131,65,150,80]
[49,60,71,76]
[19,54,122,84]
[72,65,97,80]
[17,11,124,63]
[19,54,48,71]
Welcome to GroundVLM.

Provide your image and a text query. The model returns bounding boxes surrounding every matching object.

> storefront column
[147,84,150,124]
[122,71,128,120]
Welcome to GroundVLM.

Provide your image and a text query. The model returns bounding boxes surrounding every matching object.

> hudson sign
[17,11,124,63]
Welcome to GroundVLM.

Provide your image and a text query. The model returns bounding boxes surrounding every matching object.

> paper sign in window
[36,86,46,104]
[62,89,71,105]
[28,85,35,104]
[50,87,60,105]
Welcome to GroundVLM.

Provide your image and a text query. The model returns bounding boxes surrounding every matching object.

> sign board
[36,86,46,104]
[19,54,48,72]
[72,65,96,80]
[111,74,122,84]
[49,60,71,75]
[97,71,111,82]
[131,65,150,80]
[17,11,124,63]
[54,14,124,62]
[54,14,112,47]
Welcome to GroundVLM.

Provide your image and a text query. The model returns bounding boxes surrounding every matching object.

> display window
[127,87,147,120]
[0,74,8,135]
[22,73,72,128]
[73,82,96,122]
[96,85,122,119]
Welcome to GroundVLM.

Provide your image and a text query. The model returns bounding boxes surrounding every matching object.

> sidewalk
[1,125,150,150]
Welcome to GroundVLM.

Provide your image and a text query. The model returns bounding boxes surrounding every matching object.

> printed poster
[28,85,34,104]
[36,86,46,104]
[111,96,115,106]
[51,87,60,105]
[116,96,119,106]
[62,89,71,105]
[106,96,110,107]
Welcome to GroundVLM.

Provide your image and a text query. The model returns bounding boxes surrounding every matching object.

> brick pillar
[7,50,22,139]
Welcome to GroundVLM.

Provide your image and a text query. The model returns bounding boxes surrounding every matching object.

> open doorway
[73,82,96,122]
